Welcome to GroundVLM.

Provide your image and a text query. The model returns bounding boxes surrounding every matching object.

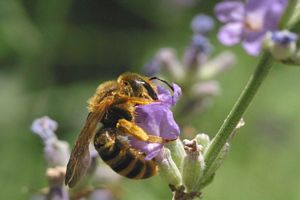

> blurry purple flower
[215,0,287,56]
[192,35,213,54]
[143,48,184,80]
[199,51,236,79]
[191,81,220,97]
[46,167,69,200]
[31,116,70,167]
[143,58,161,76]
[43,140,70,167]
[130,84,181,160]
[191,14,215,35]
[183,35,213,68]
[31,116,58,143]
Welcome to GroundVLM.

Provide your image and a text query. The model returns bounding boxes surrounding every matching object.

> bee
[65,72,174,188]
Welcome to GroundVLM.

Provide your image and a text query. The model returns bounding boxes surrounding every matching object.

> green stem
[204,52,274,174]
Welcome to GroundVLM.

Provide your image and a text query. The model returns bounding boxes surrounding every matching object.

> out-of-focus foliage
[1,0,300,200]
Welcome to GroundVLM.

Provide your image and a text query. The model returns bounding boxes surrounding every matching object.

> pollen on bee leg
[116,119,149,141]
[117,119,167,144]
[146,135,165,143]
[123,97,155,105]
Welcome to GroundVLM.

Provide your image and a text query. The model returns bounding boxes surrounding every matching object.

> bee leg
[113,96,156,106]
[116,119,176,143]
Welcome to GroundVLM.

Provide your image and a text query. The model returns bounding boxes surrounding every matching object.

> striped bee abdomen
[94,128,158,179]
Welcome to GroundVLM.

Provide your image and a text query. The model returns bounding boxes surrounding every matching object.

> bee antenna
[149,77,174,92]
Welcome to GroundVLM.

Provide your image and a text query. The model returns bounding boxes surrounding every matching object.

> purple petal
[159,108,180,139]
[245,0,271,12]
[245,0,286,32]
[129,83,181,159]
[264,0,287,30]
[135,104,180,140]
[157,83,182,106]
[218,22,243,45]
[131,101,180,159]
[135,104,165,136]
[242,31,265,56]
[215,1,245,23]
[144,146,163,160]
[128,141,162,160]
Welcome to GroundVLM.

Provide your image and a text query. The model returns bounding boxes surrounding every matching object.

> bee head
[118,73,158,100]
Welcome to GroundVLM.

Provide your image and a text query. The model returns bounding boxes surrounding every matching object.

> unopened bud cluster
[157,133,230,193]
[158,119,245,194]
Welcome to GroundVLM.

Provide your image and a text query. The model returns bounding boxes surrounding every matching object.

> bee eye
[124,81,129,86]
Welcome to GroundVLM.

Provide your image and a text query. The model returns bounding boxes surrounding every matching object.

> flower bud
[195,133,210,149]
[290,50,300,64]
[165,139,186,170]
[157,148,182,187]
[181,140,205,192]
[264,30,298,60]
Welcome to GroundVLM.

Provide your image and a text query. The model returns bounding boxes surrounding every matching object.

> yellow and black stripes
[94,128,158,179]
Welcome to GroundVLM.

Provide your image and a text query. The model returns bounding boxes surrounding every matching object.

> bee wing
[65,100,111,188]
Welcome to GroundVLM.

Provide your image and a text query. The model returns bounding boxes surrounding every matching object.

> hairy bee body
[94,127,158,179]
[65,73,172,187]
[93,95,158,179]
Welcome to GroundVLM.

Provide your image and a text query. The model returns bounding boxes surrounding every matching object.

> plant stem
[204,52,274,174]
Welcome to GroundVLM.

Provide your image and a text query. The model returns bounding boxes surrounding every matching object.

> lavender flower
[191,14,215,35]
[215,0,287,55]
[31,116,58,143]
[130,84,182,160]
[31,116,70,167]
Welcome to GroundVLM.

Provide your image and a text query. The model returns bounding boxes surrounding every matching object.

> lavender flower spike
[31,116,70,167]
[130,83,181,160]
[31,116,58,143]
[215,0,287,56]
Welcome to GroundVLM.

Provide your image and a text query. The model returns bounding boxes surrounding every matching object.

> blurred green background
[1,0,300,199]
